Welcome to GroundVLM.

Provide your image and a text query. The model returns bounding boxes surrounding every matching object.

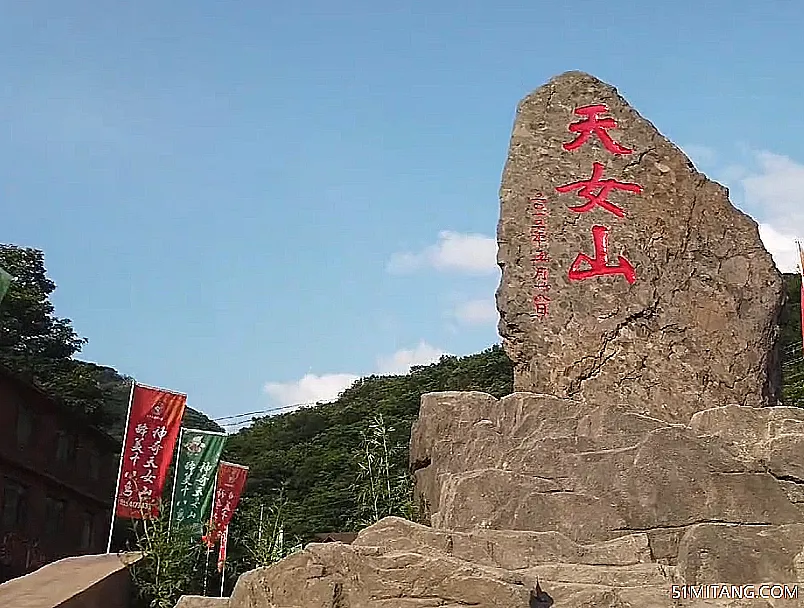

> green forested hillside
[781,273,804,404]
[222,345,514,541]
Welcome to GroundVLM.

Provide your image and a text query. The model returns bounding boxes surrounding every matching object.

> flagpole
[258,503,264,546]
[220,559,226,597]
[107,379,136,553]
[203,472,219,596]
[185,428,227,436]
[203,545,211,596]
[168,427,184,534]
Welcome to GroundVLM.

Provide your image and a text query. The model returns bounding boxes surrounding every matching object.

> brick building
[0,364,119,583]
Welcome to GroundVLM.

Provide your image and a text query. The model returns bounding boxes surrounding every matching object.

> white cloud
[453,298,498,326]
[263,341,449,408]
[387,231,498,274]
[757,224,801,273]
[264,373,360,408]
[740,151,804,228]
[723,150,804,273]
[375,341,448,375]
[690,149,804,273]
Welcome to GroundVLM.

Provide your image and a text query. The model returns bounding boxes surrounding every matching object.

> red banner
[207,462,248,545]
[113,383,187,519]
[217,525,229,573]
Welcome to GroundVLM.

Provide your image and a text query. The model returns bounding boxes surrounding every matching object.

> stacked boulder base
[177,398,804,608]
[174,72,804,606]
[410,392,804,605]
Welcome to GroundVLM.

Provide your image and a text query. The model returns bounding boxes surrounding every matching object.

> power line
[214,404,310,422]
[213,399,337,422]
[212,400,343,434]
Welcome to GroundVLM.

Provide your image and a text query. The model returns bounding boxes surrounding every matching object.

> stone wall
[0,552,141,608]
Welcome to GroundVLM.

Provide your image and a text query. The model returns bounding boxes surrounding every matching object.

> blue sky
[3,1,804,428]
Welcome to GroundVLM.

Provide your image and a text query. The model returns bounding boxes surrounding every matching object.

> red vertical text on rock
[529,194,551,318]
[569,225,636,284]
[533,266,549,281]
[531,198,548,215]
[563,104,633,155]
[533,266,550,291]
[555,162,642,218]
[533,293,550,318]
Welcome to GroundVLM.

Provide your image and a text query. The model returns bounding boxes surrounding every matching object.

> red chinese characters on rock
[568,225,636,284]
[556,104,641,285]
[563,104,633,155]
[556,162,642,218]
[529,194,551,318]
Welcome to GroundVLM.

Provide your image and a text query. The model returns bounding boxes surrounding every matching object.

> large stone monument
[175,73,804,607]
[496,72,783,421]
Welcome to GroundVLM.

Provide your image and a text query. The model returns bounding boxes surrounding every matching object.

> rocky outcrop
[411,393,804,553]
[174,397,804,607]
[176,518,801,607]
[496,71,784,421]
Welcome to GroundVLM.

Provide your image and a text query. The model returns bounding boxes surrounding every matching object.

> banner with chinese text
[170,428,226,528]
[207,461,248,545]
[217,525,229,573]
[113,383,187,519]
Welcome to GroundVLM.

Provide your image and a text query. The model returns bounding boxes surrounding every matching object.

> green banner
[170,428,226,528]
[0,266,12,306]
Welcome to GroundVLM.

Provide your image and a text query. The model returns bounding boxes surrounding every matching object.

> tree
[781,273,804,405]
[0,244,109,417]
[222,345,514,542]
[0,244,86,362]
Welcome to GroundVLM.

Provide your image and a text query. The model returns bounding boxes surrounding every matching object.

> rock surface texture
[496,71,783,421]
[176,517,802,607]
[411,394,804,544]
[175,72,803,607]
[411,394,804,560]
